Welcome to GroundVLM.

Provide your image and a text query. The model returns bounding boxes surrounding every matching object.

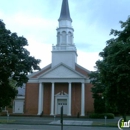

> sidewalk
[0,116,120,127]
[49,120,93,125]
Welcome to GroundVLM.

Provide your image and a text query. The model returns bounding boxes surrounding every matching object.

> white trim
[28,79,39,83]
[28,78,90,84]
[38,63,86,79]
[55,91,68,115]
[28,64,51,78]
[81,83,85,116]
[68,83,71,116]
[50,83,55,115]
[38,78,85,83]
[37,83,43,115]
[13,99,24,114]
[15,96,25,99]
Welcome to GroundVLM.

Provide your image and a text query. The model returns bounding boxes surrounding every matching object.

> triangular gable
[29,64,51,78]
[38,63,86,79]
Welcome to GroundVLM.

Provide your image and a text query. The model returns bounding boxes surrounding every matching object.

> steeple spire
[58,0,72,22]
[51,0,77,69]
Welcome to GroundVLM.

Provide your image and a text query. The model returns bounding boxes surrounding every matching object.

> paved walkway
[49,120,93,125]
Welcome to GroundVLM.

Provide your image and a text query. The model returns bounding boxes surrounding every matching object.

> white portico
[36,63,88,116]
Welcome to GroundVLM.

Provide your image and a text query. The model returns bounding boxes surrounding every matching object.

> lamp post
[102,96,107,125]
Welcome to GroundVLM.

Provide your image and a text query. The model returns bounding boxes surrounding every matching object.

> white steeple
[52,0,77,69]
[57,0,73,46]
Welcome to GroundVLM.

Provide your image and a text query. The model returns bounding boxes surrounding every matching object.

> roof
[58,0,72,22]
[29,64,51,78]
[38,63,86,79]
[75,63,91,75]
[27,63,91,80]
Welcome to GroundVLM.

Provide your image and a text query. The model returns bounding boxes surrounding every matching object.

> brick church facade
[22,0,94,116]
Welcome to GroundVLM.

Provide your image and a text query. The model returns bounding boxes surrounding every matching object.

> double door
[57,99,67,114]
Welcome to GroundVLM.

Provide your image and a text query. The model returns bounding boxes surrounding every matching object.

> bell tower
[52,0,77,69]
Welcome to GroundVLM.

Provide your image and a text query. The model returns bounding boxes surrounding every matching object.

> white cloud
[25,37,51,69]
[25,37,100,71]
[12,13,57,28]
[0,11,4,18]
[1,0,129,72]
[77,51,101,71]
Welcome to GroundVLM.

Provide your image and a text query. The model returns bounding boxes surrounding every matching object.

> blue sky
[0,0,130,71]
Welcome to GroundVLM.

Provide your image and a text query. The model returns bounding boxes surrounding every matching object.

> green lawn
[92,122,117,127]
[0,119,15,124]
[92,116,130,127]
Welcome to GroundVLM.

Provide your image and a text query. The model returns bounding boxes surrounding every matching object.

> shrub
[89,113,114,119]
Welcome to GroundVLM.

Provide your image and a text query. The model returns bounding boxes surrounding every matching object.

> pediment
[55,91,68,96]
[38,63,85,79]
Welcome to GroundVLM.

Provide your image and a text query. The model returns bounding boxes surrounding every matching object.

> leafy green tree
[89,70,106,113]
[0,20,41,109]
[90,70,118,114]
[96,16,130,121]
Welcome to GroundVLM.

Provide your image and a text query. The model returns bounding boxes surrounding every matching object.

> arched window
[68,32,72,44]
[57,32,60,45]
[62,31,66,44]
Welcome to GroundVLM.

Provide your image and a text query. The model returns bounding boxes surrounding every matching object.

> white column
[81,82,85,116]
[68,82,71,116]
[50,82,55,115]
[37,83,43,115]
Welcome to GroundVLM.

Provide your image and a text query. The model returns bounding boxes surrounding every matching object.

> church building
[24,0,94,116]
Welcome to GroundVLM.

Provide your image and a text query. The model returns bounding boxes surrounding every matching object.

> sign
[118,118,130,130]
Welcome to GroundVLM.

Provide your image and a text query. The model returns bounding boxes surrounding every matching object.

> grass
[92,122,117,127]
[0,119,15,124]
[92,116,130,127]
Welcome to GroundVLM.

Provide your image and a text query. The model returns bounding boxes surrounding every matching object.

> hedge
[89,113,114,119]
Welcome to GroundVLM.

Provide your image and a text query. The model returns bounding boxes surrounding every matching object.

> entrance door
[14,100,24,113]
[57,99,67,115]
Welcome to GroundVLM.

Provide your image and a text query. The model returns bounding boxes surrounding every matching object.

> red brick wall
[75,65,89,77]
[25,83,39,115]
[43,83,51,115]
[85,83,94,114]
[55,83,68,94]
[43,83,68,115]
[24,82,94,116]
[75,65,94,114]
[43,83,82,116]
[71,83,81,116]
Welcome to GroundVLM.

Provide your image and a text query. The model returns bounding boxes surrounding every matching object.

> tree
[0,20,41,109]
[96,16,130,121]
[90,70,118,114]
[89,70,106,113]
